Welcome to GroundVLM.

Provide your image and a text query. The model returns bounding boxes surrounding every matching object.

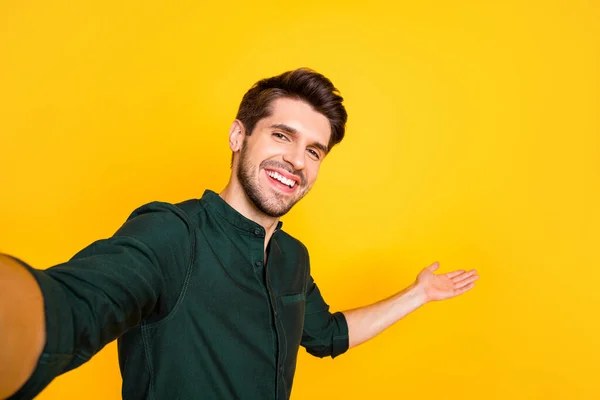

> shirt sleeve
[300,252,349,359]
[9,201,194,400]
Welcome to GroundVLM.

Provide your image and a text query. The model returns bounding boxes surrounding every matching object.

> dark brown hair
[235,68,348,152]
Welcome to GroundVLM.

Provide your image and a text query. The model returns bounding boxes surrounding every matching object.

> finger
[445,270,466,279]
[454,274,479,289]
[426,262,440,272]
[454,282,476,295]
[451,269,477,282]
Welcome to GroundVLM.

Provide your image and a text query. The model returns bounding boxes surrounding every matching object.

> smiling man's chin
[239,177,293,219]
[257,190,297,217]
[237,148,307,217]
[249,197,290,218]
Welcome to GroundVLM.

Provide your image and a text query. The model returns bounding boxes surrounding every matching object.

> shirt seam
[140,324,155,400]
[142,208,199,329]
[137,206,200,399]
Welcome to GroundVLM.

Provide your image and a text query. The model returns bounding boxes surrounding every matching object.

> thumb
[426,261,440,272]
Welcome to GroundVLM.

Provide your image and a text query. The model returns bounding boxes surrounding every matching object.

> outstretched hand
[416,262,479,302]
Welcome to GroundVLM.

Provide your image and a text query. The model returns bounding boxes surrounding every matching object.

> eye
[273,132,289,141]
[307,148,321,160]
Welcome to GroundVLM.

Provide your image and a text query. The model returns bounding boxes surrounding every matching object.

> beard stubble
[236,142,307,218]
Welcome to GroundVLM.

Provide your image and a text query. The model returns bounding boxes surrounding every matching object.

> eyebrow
[269,123,329,155]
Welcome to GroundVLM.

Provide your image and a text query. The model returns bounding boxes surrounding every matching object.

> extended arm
[0,201,193,399]
[343,262,479,349]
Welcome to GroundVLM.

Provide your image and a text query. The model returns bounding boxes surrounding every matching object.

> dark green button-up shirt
[12,190,349,399]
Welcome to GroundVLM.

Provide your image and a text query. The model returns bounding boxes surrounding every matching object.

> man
[0,68,479,399]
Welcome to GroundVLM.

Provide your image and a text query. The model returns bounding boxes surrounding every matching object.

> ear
[228,120,245,153]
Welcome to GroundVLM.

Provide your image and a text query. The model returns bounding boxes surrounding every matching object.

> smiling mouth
[265,169,297,189]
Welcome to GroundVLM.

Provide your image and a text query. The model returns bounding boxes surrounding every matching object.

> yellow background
[1,0,599,399]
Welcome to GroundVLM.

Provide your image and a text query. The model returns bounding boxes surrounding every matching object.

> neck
[219,180,280,243]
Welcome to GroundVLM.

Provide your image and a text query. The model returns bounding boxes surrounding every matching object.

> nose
[282,144,305,172]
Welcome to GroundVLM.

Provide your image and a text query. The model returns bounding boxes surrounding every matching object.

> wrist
[409,281,430,306]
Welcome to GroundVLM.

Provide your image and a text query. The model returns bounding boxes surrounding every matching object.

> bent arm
[0,255,46,399]
[301,274,349,358]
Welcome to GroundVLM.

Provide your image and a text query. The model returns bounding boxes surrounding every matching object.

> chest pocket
[280,293,305,340]
[281,293,305,306]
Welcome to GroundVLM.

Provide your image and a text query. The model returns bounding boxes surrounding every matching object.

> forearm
[0,254,45,399]
[343,282,427,349]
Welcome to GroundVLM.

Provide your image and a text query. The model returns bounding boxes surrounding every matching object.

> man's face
[235,97,331,218]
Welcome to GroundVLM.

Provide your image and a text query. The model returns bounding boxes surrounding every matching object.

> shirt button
[253,228,261,236]
[254,260,263,267]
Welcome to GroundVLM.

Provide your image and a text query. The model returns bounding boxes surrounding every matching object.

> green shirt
[11,190,349,399]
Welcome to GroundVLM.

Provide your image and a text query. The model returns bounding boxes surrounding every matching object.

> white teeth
[267,170,296,188]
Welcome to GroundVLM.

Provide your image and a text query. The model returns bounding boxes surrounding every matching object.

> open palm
[417,262,479,302]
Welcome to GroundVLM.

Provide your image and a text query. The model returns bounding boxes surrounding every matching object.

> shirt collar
[201,189,283,235]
